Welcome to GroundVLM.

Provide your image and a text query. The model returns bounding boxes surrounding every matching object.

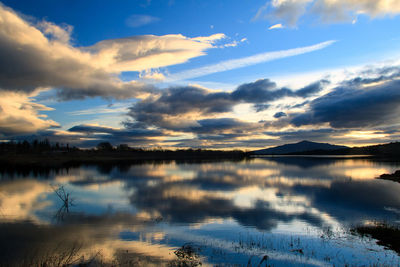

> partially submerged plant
[169,243,202,267]
[352,222,400,255]
[52,185,75,211]
[51,185,75,221]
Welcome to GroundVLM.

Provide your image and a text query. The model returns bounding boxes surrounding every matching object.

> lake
[1,157,400,266]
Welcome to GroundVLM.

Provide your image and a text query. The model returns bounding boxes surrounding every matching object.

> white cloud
[0,91,59,136]
[37,21,73,44]
[125,14,160,28]
[217,37,248,48]
[0,3,228,99]
[0,3,237,135]
[255,0,400,25]
[254,0,311,26]
[269,23,285,30]
[89,33,227,73]
[192,33,226,43]
[140,70,166,81]
[166,40,336,81]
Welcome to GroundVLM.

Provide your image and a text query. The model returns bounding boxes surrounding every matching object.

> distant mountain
[252,140,348,155]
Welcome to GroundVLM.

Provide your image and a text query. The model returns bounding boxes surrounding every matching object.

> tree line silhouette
[0,140,247,162]
[0,139,75,154]
[2,139,399,163]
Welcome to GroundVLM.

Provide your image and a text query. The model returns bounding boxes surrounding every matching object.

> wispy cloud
[166,40,336,81]
[218,37,248,48]
[125,14,160,28]
[268,23,285,30]
[67,103,131,116]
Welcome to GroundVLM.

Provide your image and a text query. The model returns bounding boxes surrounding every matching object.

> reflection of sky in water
[0,158,400,265]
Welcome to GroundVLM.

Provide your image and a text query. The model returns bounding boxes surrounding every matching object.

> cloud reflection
[1,158,400,264]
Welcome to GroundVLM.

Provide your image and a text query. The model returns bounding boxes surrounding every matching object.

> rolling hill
[252,140,348,155]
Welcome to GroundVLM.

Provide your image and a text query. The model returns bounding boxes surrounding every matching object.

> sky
[1,0,400,149]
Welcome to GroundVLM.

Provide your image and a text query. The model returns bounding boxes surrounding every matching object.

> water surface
[1,157,400,266]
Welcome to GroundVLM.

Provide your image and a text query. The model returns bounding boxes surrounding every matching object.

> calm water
[1,157,400,266]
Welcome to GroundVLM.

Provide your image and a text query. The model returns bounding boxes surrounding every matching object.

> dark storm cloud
[168,138,278,149]
[129,79,327,118]
[340,68,400,91]
[67,119,256,144]
[377,125,400,135]
[273,112,287,118]
[130,86,233,118]
[190,118,256,134]
[127,79,328,134]
[160,118,265,148]
[253,104,270,112]
[126,86,240,133]
[295,80,329,97]
[54,82,158,101]
[65,124,167,147]
[68,124,162,137]
[291,79,400,128]
[231,79,325,103]
[196,133,244,141]
[231,79,291,103]
[291,100,310,108]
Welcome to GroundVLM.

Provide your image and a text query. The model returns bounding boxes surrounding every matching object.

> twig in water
[51,185,75,212]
